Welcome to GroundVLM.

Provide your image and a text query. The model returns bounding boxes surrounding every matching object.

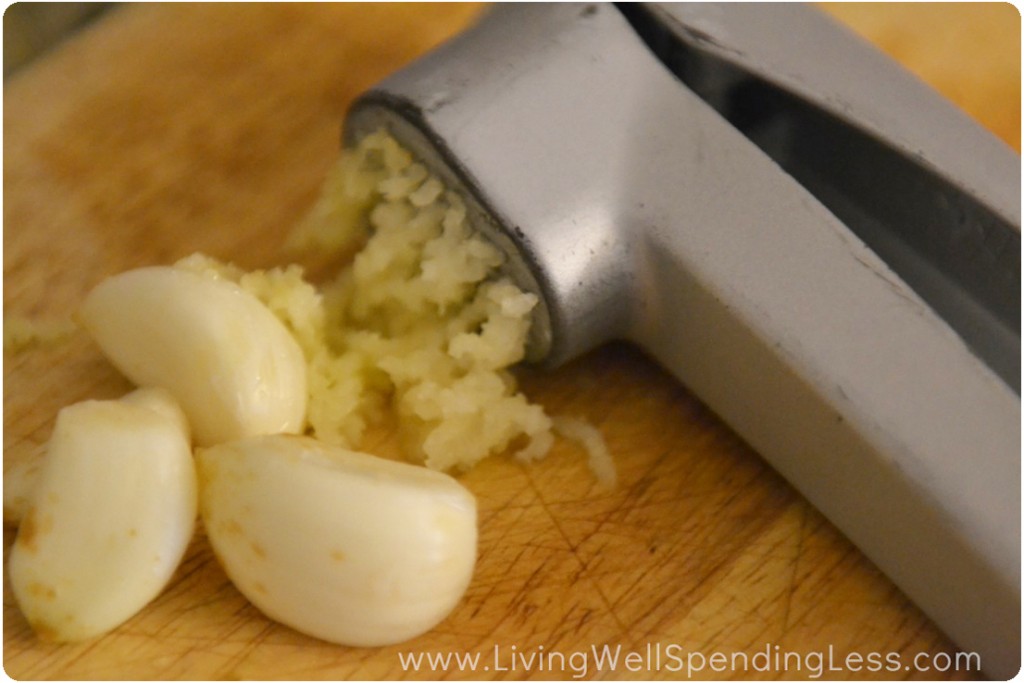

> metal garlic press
[343,4,1021,676]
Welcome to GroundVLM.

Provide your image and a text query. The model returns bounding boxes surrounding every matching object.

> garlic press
[342,4,1021,676]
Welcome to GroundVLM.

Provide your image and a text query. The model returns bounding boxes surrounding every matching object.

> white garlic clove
[78,265,307,446]
[197,434,477,647]
[8,388,197,642]
[2,388,192,527]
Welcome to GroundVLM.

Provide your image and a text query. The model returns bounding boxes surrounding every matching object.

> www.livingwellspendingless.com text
[398,642,981,679]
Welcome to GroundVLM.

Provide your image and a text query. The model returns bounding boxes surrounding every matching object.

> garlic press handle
[639,2,1020,226]
[626,2,1021,392]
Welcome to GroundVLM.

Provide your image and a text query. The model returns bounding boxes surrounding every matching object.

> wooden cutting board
[3,4,1018,680]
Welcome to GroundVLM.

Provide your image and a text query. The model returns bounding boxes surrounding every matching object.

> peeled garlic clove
[2,389,192,528]
[78,265,307,446]
[197,434,477,646]
[8,388,197,642]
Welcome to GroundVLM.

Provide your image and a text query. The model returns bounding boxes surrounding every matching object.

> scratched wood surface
[3,3,1018,680]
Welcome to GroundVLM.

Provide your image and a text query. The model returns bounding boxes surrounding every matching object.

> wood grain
[3,4,1016,680]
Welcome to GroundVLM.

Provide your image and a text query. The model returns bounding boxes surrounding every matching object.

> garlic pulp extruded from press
[8,388,197,642]
[197,434,477,646]
[282,130,564,472]
[78,265,307,446]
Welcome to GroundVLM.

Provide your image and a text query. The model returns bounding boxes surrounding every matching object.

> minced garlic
[3,315,76,355]
[180,129,588,475]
